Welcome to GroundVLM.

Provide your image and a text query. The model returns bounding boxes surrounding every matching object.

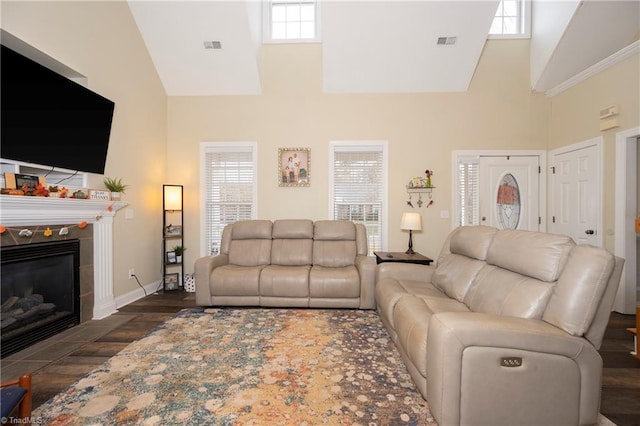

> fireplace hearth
[1,239,80,358]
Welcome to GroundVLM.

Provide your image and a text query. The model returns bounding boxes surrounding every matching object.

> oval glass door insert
[496,173,521,229]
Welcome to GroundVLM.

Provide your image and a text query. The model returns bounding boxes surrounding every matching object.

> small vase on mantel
[110,192,122,201]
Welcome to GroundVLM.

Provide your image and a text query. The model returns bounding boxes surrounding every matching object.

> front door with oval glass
[479,156,540,231]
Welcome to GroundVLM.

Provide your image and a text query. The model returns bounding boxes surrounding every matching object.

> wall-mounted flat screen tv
[1,44,115,175]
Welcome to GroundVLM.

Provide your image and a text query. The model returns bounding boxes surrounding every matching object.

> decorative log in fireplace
[1,240,80,358]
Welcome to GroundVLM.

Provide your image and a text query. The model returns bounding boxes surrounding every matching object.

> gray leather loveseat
[376,225,624,426]
[195,219,376,309]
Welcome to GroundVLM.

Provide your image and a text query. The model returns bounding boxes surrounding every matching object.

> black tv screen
[1,44,115,174]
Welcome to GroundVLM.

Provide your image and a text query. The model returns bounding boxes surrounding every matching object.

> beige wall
[4,1,635,297]
[168,39,549,270]
[548,53,640,252]
[2,1,168,298]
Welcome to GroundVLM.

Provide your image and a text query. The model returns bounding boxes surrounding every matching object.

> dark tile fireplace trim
[1,224,94,324]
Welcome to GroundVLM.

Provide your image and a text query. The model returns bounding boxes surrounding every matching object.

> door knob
[481,216,486,222]
[585,229,595,235]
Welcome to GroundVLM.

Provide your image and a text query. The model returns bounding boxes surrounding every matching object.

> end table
[374,251,433,265]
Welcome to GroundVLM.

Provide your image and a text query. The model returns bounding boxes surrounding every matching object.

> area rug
[33,308,435,425]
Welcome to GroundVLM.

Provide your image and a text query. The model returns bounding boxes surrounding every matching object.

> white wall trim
[546,40,640,98]
[614,126,640,314]
[115,280,163,309]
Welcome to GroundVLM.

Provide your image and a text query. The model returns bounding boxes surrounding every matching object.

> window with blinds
[329,142,388,255]
[458,158,479,226]
[201,142,256,256]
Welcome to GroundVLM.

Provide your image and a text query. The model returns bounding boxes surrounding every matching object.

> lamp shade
[400,212,422,231]
[163,185,183,211]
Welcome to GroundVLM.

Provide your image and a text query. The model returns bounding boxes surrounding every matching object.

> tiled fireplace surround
[0,196,127,323]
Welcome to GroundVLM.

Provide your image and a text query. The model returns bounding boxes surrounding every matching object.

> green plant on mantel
[103,177,128,194]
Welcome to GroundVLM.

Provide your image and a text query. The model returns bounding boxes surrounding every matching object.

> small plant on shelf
[103,177,127,193]
[172,245,186,263]
[103,177,127,200]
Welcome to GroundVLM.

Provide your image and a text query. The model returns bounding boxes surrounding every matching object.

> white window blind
[201,143,256,256]
[330,142,387,255]
[458,158,479,226]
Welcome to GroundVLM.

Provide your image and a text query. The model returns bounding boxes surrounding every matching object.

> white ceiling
[127,0,640,96]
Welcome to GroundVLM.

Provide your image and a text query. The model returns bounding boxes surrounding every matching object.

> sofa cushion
[464,265,554,319]
[272,219,314,239]
[313,220,357,267]
[231,220,273,240]
[260,265,311,298]
[210,265,263,296]
[543,244,615,337]
[271,239,313,266]
[309,265,360,298]
[432,254,486,302]
[228,220,273,266]
[376,278,446,330]
[314,220,356,241]
[270,220,314,266]
[393,295,469,377]
[486,229,574,282]
[228,240,272,267]
[449,225,497,261]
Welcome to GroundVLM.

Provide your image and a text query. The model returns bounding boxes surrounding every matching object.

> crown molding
[546,40,640,98]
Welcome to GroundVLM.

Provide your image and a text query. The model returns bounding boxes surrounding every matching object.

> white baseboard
[115,279,162,309]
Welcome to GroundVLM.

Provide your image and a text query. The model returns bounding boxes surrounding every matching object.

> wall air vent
[203,41,222,50]
[437,36,457,46]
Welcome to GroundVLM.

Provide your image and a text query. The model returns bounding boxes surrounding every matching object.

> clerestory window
[264,0,320,43]
[489,0,530,39]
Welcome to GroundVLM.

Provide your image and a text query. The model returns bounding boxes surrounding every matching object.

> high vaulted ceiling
[127,0,640,96]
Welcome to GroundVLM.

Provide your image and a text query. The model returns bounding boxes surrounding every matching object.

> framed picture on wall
[278,148,310,187]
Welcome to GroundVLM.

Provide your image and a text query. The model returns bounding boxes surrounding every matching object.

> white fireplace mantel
[0,195,127,320]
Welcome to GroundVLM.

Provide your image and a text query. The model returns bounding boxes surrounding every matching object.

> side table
[374,251,433,265]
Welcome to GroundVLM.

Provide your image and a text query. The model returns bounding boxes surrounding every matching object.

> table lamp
[401,212,422,254]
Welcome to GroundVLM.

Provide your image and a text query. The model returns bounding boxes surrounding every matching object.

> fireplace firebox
[1,239,80,358]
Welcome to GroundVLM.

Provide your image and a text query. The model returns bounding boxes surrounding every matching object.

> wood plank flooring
[2,292,638,425]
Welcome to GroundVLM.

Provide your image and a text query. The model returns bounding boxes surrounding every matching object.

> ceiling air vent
[203,41,222,50]
[437,36,457,46]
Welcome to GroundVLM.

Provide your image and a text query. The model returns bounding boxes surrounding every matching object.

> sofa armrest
[376,263,435,283]
[194,254,229,305]
[426,312,602,426]
[355,255,377,309]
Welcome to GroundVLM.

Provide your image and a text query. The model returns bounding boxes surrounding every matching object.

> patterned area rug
[34,308,435,425]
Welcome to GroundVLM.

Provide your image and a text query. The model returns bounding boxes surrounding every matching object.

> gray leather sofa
[375,225,624,426]
[195,219,376,309]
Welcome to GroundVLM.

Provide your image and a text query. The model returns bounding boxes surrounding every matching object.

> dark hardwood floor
[599,312,640,426]
[1,292,638,425]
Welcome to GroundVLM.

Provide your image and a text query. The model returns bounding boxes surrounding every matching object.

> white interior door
[479,156,540,231]
[549,140,602,246]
